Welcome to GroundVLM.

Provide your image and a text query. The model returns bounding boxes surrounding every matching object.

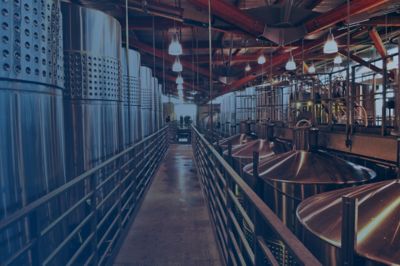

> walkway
[114,144,223,266]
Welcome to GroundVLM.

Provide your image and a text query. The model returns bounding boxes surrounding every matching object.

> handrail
[192,125,321,266]
[0,126,169,266]
[0,126,168,231]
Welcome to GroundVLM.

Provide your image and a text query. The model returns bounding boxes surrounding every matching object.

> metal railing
[0,126,169,266]
[192,125,321,266]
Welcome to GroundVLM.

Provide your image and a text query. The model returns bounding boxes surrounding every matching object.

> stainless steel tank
[158,83,163,129]
[61,3,122,260]
[152,77,158,133]
[62,2,122,177]
[297,180,400,266]
[0,0,66,263]
[140,66,152,137]
[121,48,141,145]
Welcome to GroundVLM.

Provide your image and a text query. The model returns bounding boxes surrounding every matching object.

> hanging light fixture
[172,56,182,72]
[308,63,316,74]
[285,51,296,71]
[245,62,251,72]
[334,54,342,64]
[257,54,266,65]
[323,28,338,54]
[176,73,184,84]
[168,32,183,56]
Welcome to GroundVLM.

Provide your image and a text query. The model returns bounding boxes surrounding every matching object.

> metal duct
[140,66,152,137]
[297,180,400,265]
[0,0,66,263]
[121,49,141,145]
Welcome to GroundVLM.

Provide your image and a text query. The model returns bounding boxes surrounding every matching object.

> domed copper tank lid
[223,139,275,160]
[297,180,400,265]
[243,150,376,184]
[243,125,375,184]
[218,133,254,149]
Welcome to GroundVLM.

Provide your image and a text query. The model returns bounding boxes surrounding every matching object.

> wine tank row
[0,1,164,264]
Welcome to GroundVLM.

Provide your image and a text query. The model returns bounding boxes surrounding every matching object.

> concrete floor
[114,144,223,266]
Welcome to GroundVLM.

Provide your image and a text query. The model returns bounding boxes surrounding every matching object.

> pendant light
[168,32,183,56]
[172,56,182,72]
[285,51,296,71]
[308,63,316,74]
[257,54,266,65]
[176,73,184,84]
[245,62,251,72]
[334,54,342,64]
[323,28,338,54]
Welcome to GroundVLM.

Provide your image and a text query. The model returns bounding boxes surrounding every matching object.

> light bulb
[172,57,182,72]
[323,31,338,54]
[285,53,296,71]
[245,63,251,72]
[308,64,316,74]
[168,33,182,56]
[257,54,266,65]
[176,74,183,84]
[334,54,342,64]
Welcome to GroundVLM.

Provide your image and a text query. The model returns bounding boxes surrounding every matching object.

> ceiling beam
[188,0,390,42]
[338,49,383,73]
[305,0,390,35]
[361,15,400,27]
[222,27,367,93]
[188,0,265,37]
[369,27,387,58]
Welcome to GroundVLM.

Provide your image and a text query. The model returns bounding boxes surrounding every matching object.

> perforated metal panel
[0,0,64,87]
[121,48,140,106]
[64,52,120,100]
[140,66,152,109]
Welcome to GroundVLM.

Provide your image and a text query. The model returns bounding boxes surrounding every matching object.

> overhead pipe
[189,0,390,45]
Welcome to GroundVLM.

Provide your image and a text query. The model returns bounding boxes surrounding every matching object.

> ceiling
[66,0,400,103]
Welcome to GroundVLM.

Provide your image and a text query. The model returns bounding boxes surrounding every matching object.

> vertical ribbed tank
[0,0,66,263]
[61,4,122,259]
[158,84,163,129]
[62,2,122,178]
[140,66,152,137]
[152,77,158,131]
[151,77,157,134]
[121,49,141,145]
